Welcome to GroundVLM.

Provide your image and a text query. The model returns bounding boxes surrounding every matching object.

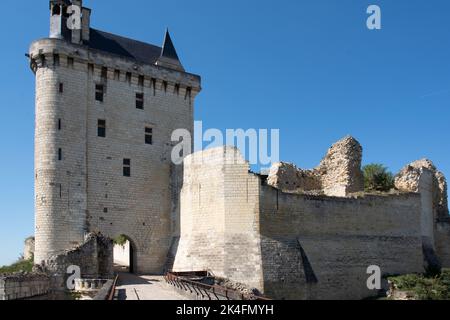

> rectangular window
[88,63,94,74]
[98,119,106,137]
[114,69,120,80]
[138,75,144,87]
[136,92,144,109]
[59,82,64,93]
[53,54,60,66]
[58,119,61,131]
[151,78,156,96]
[145,127,153,145]
[185,87,192,100]
[39,54,46,67]
[101,67,108,79]
[67,57,74,68]
[123,159,131,177]
[126,72,132,84]
[58,148,62,161]
[95,84,104,102]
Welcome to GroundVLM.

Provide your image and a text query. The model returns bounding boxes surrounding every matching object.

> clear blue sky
[0,0,449,265]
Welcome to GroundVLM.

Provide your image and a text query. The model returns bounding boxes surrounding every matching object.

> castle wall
[0,274,49,301]
[175,147,426,300]
[173,147,264,290]
[436,220,450,268]
[259,189,424,300]
[30,38,200,274]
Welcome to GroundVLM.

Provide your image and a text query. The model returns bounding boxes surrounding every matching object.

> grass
[0,257,34,275]
[388,269,450,300]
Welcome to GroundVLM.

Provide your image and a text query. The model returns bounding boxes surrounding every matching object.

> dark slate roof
[161,30,180,61]
[87,28,163,64]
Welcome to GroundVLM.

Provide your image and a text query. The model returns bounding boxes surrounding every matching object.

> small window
[52,5,61,16]
[58,148,62,161]
[62,5,69,17]
[123,159,131,177]
[59,82,64,93]
[95,84,104,102]
[138,75,144,87]
[39,54,46,67]
[136,93,144,109]
[174,84,180,95]
[162,81,168,93]
[145,127,153,145]
[126,72,132,84]
[101,67,108,79]
[98,119,106,137]
[114,69,120,80]
[185,87,192,100]
[53,54,60,66]
[58,119,61,131]
[67,57,74,68]
[151,79,156,96]
[103,208,108,213]
[88,63,94,74]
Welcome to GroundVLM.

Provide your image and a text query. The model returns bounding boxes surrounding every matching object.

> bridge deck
[115,273,188,300]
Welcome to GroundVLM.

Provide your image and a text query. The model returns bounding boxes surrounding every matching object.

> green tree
[363,164,395,192]
[114,235,128,246]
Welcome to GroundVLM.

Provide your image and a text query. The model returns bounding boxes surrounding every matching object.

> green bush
[363,164,395,192]
[0,257,34,274]
[388,269,450,300]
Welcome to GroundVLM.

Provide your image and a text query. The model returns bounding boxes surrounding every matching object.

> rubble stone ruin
[268,136,365,197]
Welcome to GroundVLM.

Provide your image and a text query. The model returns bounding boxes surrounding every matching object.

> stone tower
[29,0,201,273]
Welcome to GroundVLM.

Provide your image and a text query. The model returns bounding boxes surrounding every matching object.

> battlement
[28,38,201,94]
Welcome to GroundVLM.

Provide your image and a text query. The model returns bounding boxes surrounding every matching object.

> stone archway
[113,235,137,274]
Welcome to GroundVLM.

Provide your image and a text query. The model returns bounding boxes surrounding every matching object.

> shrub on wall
[363,163,395,192]
[0,256,34,274]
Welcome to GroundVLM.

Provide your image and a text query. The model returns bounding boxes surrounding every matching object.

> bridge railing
[164,272,270,301]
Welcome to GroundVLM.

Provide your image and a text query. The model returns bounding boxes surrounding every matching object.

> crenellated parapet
[28,38,201,100]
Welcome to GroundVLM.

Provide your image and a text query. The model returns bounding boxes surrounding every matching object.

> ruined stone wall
[0,274,49,301]
[175,146,427,300]
[435,220,450,268]
[267,136,364,197]
[317,136,364,196]
[41,233,113,290]
[30,38,201,274]
[259,188,424,300]
[394,159,450,269]
[24,237,35,261]
[173,147,263,291]
[395,159,449,219]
